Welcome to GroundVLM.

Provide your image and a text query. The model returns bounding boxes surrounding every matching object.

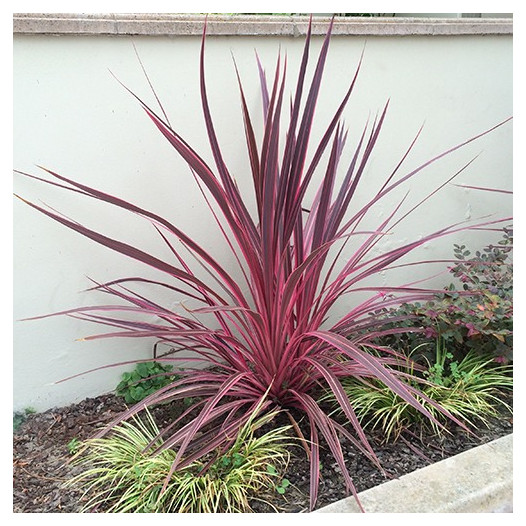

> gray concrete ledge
[316,433,513,513]
[13,13,513,37]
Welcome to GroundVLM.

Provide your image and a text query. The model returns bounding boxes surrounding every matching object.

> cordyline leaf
[451,183,512,194]
[53,357,183,386]
[15,166,246,308]
[305,331,447,429]
[199,21,259,247]
[255,51,270,121]
[303,357,379,461]
[16,15,512,513]
[308,419,320,511]
[15,195,213,293]
[233,59,262,217]
[159,372,250,493]
[165,385,275,470]
[85,276,205,303]
[290,389,363,511]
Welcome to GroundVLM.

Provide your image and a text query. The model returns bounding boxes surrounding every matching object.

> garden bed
[13,390,512,513]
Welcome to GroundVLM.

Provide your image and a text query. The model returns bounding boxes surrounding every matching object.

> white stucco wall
[13,16,512,411]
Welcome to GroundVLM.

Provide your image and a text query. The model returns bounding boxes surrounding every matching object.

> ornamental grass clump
[326,344,512,442]
[67,407,291,512]
[16,17,511,510]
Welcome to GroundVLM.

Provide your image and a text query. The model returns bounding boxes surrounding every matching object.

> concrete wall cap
[13,13,513,37]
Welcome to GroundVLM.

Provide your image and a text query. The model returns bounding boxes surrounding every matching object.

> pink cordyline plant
[16,17,511,510]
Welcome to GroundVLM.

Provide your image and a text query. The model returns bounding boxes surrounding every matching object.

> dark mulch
[13,391,512,513]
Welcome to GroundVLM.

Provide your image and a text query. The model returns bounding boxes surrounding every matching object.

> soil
[13,391,513,514]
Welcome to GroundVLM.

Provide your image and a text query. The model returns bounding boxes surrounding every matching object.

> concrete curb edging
[316,433,513,513]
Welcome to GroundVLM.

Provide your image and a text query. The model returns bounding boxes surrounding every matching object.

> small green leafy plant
[266,464,291,494]
[275,477,291,495]
[66,404,291,513]
[67,437,80,455]
[422,338,462,387]
[13,407,36,431]
[115,361,175,404]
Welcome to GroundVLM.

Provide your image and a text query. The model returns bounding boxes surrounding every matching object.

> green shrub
[67,407,291,512]
[116,361,175,404]
[374,227,513,364]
